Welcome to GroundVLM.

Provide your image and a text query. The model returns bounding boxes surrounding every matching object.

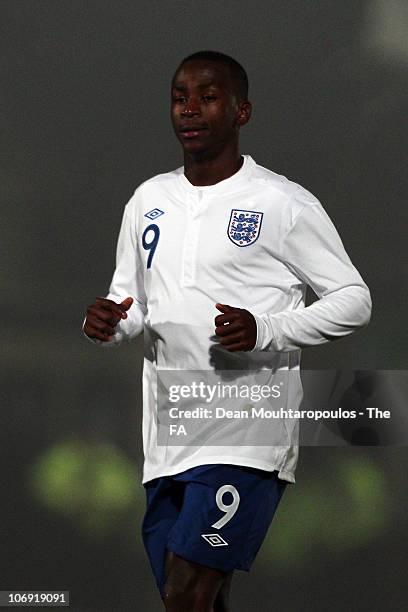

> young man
[83,51,371,611]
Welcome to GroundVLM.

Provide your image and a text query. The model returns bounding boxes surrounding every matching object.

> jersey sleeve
[83,197,147,347]
[253,190,372,352]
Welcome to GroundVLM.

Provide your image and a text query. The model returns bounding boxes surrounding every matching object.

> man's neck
[183,148,244,187]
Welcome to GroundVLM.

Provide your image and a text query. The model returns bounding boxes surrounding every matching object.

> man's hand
[214,303,257,351]
[83,296,133,342]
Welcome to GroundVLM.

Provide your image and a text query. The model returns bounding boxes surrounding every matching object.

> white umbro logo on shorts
[201,533,228,547]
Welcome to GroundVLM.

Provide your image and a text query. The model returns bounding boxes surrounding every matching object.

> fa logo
[170,424,187,436]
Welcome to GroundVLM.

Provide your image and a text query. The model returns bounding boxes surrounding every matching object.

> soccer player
[83,51,371,611]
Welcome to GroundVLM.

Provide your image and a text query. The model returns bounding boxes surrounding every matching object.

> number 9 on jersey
[142,224,160,269]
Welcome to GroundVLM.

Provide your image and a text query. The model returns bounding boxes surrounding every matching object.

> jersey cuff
[252,313,273,351]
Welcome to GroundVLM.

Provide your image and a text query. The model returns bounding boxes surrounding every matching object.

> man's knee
[163,577,212,611]
[162,552,225,611]
[214,571,233,612]
[214,592,230,612]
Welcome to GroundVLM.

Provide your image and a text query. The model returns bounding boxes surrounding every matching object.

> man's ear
[236,100,252,127]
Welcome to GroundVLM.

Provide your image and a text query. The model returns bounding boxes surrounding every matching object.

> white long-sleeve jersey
[84,155,371,483]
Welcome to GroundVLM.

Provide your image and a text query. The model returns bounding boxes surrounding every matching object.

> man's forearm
[253,284,372,352]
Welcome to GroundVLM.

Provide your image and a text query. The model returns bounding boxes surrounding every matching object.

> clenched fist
[83,296,133,342]
[214,303,257,351]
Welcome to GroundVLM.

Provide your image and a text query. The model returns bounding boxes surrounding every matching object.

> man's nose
[182,98,201,116]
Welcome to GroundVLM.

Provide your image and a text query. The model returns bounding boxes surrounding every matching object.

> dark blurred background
[1,1,407,610]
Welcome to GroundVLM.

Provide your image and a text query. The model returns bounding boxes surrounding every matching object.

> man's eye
[203,95,216,102]
[173,96,187,103]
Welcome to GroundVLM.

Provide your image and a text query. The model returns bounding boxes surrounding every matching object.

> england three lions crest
[228,209,263,247]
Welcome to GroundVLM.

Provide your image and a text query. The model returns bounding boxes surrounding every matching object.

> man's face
[171,60,245,156]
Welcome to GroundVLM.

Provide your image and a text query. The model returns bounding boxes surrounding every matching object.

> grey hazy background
[1,1,407,611]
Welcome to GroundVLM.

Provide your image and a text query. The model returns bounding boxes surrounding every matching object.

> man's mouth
[179,126,208,138]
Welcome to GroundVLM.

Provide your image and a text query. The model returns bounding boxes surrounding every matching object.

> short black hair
[176,50,249,101]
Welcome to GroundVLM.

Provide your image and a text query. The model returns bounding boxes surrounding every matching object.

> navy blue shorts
[141,464,287,594]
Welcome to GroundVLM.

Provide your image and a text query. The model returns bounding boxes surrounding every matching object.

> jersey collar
[177,155,255,195]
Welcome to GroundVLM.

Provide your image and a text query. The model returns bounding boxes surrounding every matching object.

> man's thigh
[142,464,286,596]
[168,464,286,574]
